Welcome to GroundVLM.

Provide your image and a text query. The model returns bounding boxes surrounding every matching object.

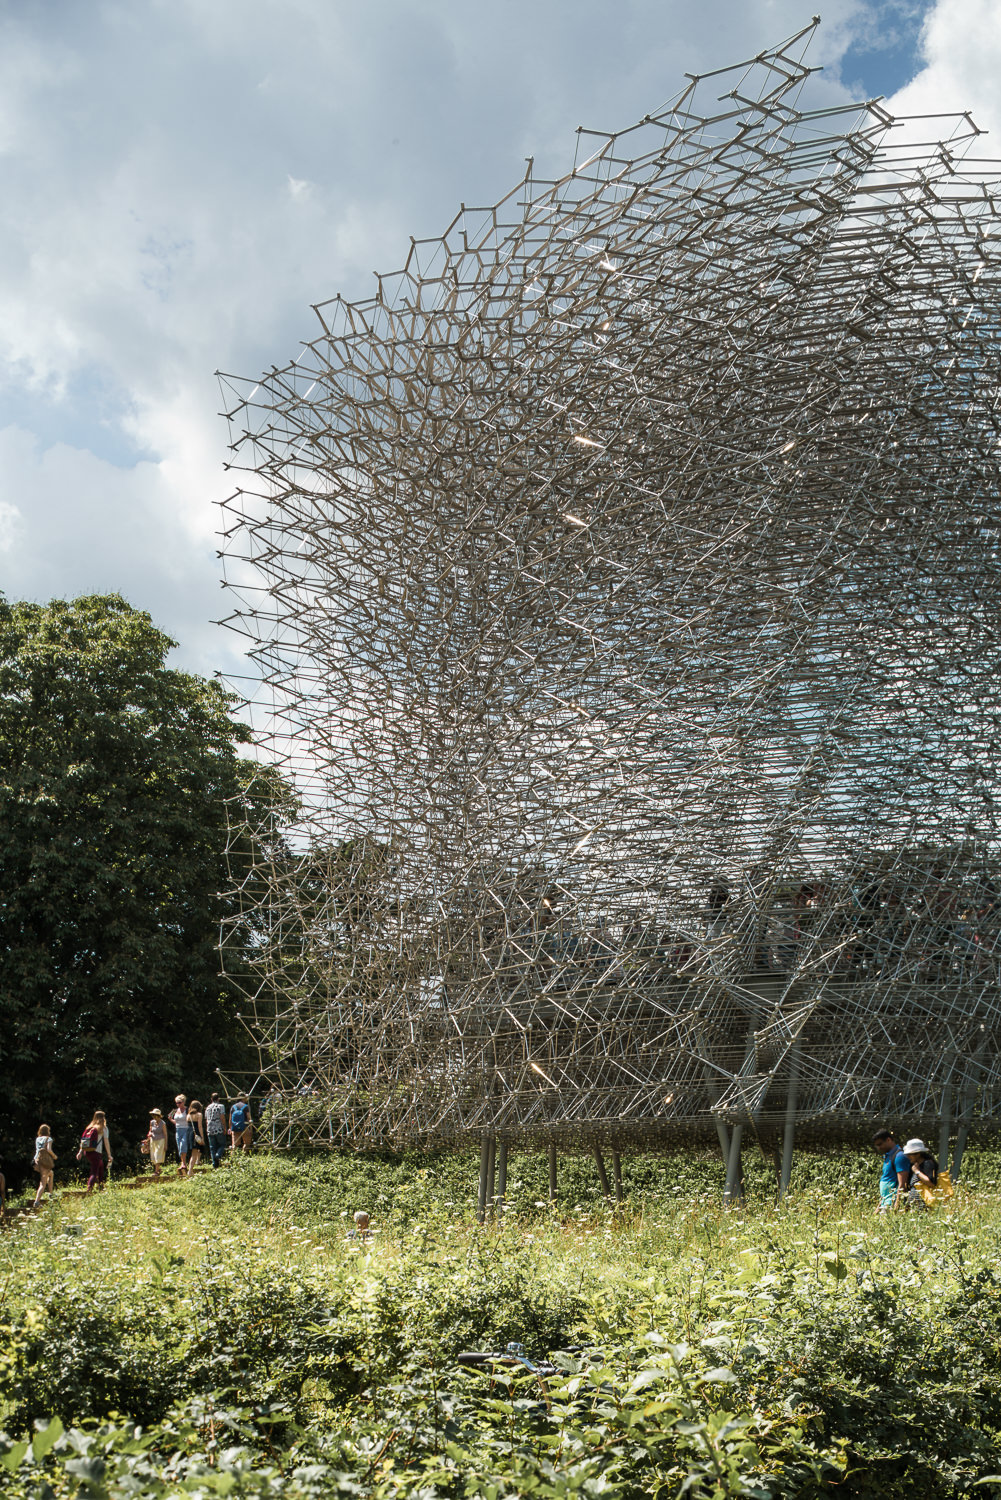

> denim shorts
[175,1127,193,1154]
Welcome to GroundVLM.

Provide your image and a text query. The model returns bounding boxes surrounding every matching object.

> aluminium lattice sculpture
[218,21,1001,1192]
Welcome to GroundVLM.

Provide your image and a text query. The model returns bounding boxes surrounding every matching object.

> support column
[953,1039,986,1183]
[611,1148,624,1204]
[938,1080,952,1176]
[593,1145,612,1200]
[724,1124,744,1205]
[486,1134,496,1218]
[496,1138,508,1217]
[952,1120,971,1183]
[548,1143,558,1202]
[779,1042,800,1202]
[477,1133,491,1224]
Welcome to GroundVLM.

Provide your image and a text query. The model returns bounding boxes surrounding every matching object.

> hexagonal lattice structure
[218,22,1001,1174]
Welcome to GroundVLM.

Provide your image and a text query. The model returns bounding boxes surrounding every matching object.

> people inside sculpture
[873,1128,911,1211]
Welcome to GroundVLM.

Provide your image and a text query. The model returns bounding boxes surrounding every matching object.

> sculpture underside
[218,22,1001,1154]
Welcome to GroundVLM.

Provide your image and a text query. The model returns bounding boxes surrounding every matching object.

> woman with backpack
[76,1110,113,1194]
[33,1124,57,1207]
[229,1095,253,1153]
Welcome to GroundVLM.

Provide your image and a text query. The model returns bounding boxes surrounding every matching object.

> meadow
[3,1145,1001,1498]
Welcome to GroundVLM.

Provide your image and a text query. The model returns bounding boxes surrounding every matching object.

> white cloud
[887,0,1001,138]
[0,425,237,677]
[0,0,980,686]
[0,498,21,553]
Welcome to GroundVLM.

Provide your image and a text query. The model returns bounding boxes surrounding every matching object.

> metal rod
[548,1143,558,1201]
[938,1080,952,1174]
[594,1145,611,1199]
[477,1132,490,1224]
[779,1042,801,1201]
[611,1147,623,1203]
[486,1134,496,1217]
[724,1124,744,1204]
[496,1138,508,1216]
[953,1039,987,1182]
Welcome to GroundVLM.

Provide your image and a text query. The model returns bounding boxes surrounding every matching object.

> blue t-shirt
[880,1146,910,1189]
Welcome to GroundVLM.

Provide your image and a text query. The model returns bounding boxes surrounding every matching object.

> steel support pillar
[594,1146,611,1199]
[477,1133,491,1224]
[496,1138,508,1217]
[779,1042,800,1202]
[611,1148,623,1203]
[724,1125,744,1205]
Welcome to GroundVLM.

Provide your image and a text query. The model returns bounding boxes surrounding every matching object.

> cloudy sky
[1,0,998,683]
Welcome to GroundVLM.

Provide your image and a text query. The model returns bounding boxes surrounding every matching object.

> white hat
[903,1138,928,1154]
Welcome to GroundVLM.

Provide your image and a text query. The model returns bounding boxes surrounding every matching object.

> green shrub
[0,1280,170,1431]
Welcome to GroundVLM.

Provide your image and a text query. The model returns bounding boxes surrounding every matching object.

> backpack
[35,1144,55,1171]
[79,1128,99,1153]
[231,1103,249,1130]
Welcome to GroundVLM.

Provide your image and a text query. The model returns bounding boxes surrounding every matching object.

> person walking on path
[187,1101,206,1175]
[145,1108,168,1180]
[873,1128,910,1212]
[76,1110,112,1194]
[204,1093,227,1168]
[32,1124,57,1207]
[229,1095,253,1153]
[169,1095,192,1176]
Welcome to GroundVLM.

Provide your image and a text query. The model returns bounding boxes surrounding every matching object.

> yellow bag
[917,1168,953,1207]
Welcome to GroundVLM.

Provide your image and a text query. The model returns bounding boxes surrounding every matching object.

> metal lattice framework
[218,23,1001,1179]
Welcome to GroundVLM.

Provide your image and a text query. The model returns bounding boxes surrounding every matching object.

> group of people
[142,1094,253,1180]
[30,1093,255,1205]
[873,1128,951,1212]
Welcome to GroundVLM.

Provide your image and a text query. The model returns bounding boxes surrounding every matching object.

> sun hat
[903,1138,928,1154]
[150,1107,163,1117]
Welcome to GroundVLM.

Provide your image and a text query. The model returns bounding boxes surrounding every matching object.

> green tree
[0,592,293,1169]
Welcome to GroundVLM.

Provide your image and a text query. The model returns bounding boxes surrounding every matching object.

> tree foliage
[0,592,294,1163]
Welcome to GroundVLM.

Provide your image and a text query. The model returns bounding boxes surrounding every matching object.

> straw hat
[150,1107,163,1117]
[903,1138,928,1154]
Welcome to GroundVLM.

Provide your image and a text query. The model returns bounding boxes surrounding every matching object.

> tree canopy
[0,592,294,1166]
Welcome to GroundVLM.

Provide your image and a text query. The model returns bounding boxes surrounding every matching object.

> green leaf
[822,1257,849,1281]
[1,1441,29,1473]
[32,1417,64,1463]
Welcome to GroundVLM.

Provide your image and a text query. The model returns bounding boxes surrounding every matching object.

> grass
[4,1145,1001,1496]
[4,1141,1001,1287]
